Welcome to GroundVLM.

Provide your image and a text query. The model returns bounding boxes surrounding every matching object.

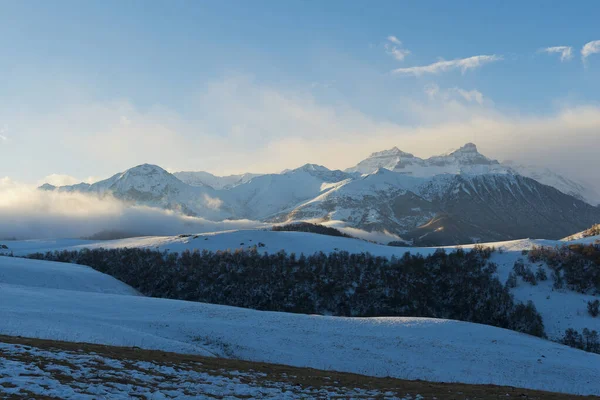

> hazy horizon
[1,1,599,190]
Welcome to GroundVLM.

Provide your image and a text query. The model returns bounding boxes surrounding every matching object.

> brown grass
[0,334,598,400]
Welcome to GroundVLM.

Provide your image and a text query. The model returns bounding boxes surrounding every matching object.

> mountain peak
[123,164,170,175]
[433,143,498,166]
[38,183,57,191]
[346,146,420,174]
[297,163,330,172]
[368,147,415,159]
[454,142,478,153]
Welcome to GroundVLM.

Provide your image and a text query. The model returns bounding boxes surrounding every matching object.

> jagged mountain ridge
[346,143,504,177]
[346,143,599,205]
[40,144,600,245]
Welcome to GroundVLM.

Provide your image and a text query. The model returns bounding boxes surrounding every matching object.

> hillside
[2,229,600,342]
[0,256,138,295]
[563,224,600,241]
[1,254,599,395]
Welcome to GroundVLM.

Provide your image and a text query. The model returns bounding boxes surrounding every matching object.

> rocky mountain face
[41,145,600,245]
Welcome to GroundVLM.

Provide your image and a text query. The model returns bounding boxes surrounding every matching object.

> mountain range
[41,143,600,245]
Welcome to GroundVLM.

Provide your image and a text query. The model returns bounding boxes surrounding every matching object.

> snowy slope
[562,224,600,241]
[3,229,599,342]
[0,256,138,295]
[173,171,261,190]
[0,230,440,258]
[483,238,600,341]
[226,165,351,219]
[0,266,599,395]
[0,341,404,400]
[506,162,600,206]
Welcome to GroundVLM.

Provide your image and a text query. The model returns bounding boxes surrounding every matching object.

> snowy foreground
[1,341,409,399]
[1,256,600,396]
[4,229,600,340]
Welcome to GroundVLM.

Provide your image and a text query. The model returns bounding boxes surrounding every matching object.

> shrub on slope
[581,224,600,238]
[561,328,600,354]
[528,244,600,294]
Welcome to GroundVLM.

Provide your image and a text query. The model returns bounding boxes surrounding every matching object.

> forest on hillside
[28,246,545,337]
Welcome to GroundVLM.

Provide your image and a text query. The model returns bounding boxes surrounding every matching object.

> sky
[0,0,599,188]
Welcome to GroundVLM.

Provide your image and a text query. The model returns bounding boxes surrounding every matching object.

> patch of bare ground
[0,334,597,399]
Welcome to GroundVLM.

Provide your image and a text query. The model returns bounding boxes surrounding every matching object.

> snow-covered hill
[0,256,138,295]
[3,228,599,343]
[0,253,599,395]
[562,224,600,241]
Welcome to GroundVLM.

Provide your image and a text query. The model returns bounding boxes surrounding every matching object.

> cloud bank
[0,181,408,242]
[0,181,266,240]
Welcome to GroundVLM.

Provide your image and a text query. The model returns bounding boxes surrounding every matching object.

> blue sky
[1,0,599,185]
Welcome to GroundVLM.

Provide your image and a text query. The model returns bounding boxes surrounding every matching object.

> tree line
[27,245,545,337]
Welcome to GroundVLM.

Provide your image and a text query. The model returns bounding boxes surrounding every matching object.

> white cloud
[582,40,600,61]
[391,55,503,76]
[0,135,6,142]
[454,88,484,105]
[202,194,224,210]
[384,36,410,61]
[424,83,440,99]
[539,46,573,62]
[387,35,402,45]
[423,84,485,105]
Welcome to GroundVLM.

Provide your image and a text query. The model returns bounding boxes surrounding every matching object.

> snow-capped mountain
[270,167,600,245]
[41,164,233,219]
[174,171,261,190]
[346,143,599,206]
[227,164,352,220]
[346,143,505,177]
[41,144,600,245]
